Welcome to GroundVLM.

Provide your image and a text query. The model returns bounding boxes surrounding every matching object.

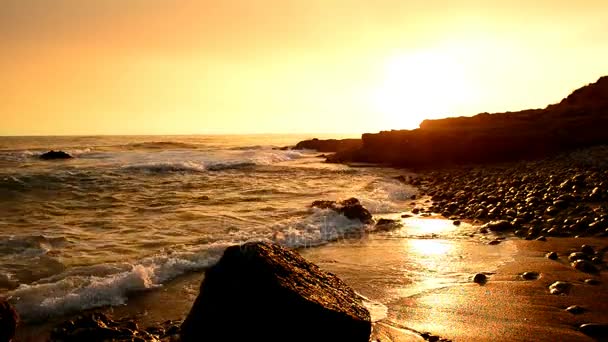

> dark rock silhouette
[180,241,372,342]
[294,138,362,152]
[0,299,18,342]
[39,150,73,160]
[311,197,373,224]
[300,76,608,166]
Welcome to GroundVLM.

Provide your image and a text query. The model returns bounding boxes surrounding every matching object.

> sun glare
[370,51,473,129]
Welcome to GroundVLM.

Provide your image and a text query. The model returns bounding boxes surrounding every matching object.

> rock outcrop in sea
[39,150,73,160]
[299,76,608,167]
[180,241,372,342]
[293,138,361,152]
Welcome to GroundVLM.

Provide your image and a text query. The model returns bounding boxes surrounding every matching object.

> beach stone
[581,244,595,255]
[453,220,461,226]
[571,259,599,273]
[565,305,586,314]
[579,323,608,339]
[488,239,501,245]
[482,220,512,232]
[536,236,547,241]
[521,272,540,280]
[584,278,601,285]
[549,281,571,295]
[311,198,373,224]
[568,252,589,262]
[180,242,372,342]
[0,300,18,342]
[473,273,487,284]
[39,150,73,160]
[546,251,558,260]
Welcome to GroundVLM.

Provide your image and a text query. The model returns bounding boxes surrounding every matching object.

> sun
[369,51,473,129]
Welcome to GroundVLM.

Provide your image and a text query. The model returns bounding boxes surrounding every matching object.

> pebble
[565,305,586,314]
[546,251,558,260]
[488,239,501,245]
[521,272,540,280]
[568,252,589,262]
[549,281,571,295]
[579,323,608,339]
[535,236,547,241]
[452,220,461,226]
[571,259,599,273]
[473,273,487,284]
[581,244,596,255]
[584,278,601,285]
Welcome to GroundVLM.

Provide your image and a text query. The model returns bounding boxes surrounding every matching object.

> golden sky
[1,0,607,135]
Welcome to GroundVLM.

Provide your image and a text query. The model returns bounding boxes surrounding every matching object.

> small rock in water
[488,239,501,245]
[536,236,547,241]
[579,323,608,339]
[571,259,599,273]
[481,220,513,232]
[584,278,601,285]
[549,281,571,295]
[452,220,461,226]
[591,256,602,264]
[412,208,421,214]
[565,305,586,314]
[401,214,413,218]
[521,272,540,280]
[473,273,487,284]
[581,244,595,255]
[39,150,73,160]
[546,251,558,260]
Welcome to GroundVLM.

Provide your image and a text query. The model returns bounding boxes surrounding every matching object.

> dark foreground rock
[40,150,73,160]
[327,76,608,166]
[0,299,18,342]
[294,138,362,152]
[50,312,180,342]
[180,241,372,342]
[311,197,373,224]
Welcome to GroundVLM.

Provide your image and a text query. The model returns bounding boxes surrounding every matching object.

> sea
[0,134,439,323]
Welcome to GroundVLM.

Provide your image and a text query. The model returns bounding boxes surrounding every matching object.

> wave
[123,141,202,150]
[121,150,309,174]
[8,242,230,322]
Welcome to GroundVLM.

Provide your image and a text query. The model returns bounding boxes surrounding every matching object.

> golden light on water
[409,239,452,256]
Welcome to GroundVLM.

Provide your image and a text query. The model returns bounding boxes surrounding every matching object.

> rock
[482,220,513,232]
[473,273,487,284]
[412,208,421,215]
[546,251,558,260]
[0,300,18,342]
[584,278,601,285]
[521,272,540,280]
[549,281,571,295]
[536,236,547,241]
[565,305,586,314]
[180,242,372,342]
[488,239,501,245]
[453,220,461,226]
[571,259,599,273]
[374,218,401,231]
[393,175,407,183]
[568,252,589,262]
[294,138,362,152]
[579,323,608,339]
[311,198,373,224]
[581,244,596,255]
[401,214,413,218]
[39,150,73,160]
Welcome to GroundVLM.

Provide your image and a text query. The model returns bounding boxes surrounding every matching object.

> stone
[536,236,547,241]
[39,150,73,160]
[581,244,595,255]
[568,252,589,262]
[521,272,540,280]
[0,300,18,342]
[549,281,571,295]
[571,259,599,273]
[546,251,558,260]
[565,305,586,314]
[482,220,513,232]
[180,242,372,342]
[453,220,461,226]
[311,198,373,224]
[579,323,608,339]
[488,239,501,245]
[584,278,601,285]
[473,273,487,284]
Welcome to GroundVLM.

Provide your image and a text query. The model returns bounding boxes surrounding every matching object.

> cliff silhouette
[299,76,608,167]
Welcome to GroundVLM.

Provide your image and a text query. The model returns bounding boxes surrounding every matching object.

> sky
[1,0,607,136]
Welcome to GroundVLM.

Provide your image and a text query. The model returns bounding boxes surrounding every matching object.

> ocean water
[0,134,424,322]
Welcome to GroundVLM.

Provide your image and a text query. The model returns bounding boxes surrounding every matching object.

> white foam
[8,243,229,322]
